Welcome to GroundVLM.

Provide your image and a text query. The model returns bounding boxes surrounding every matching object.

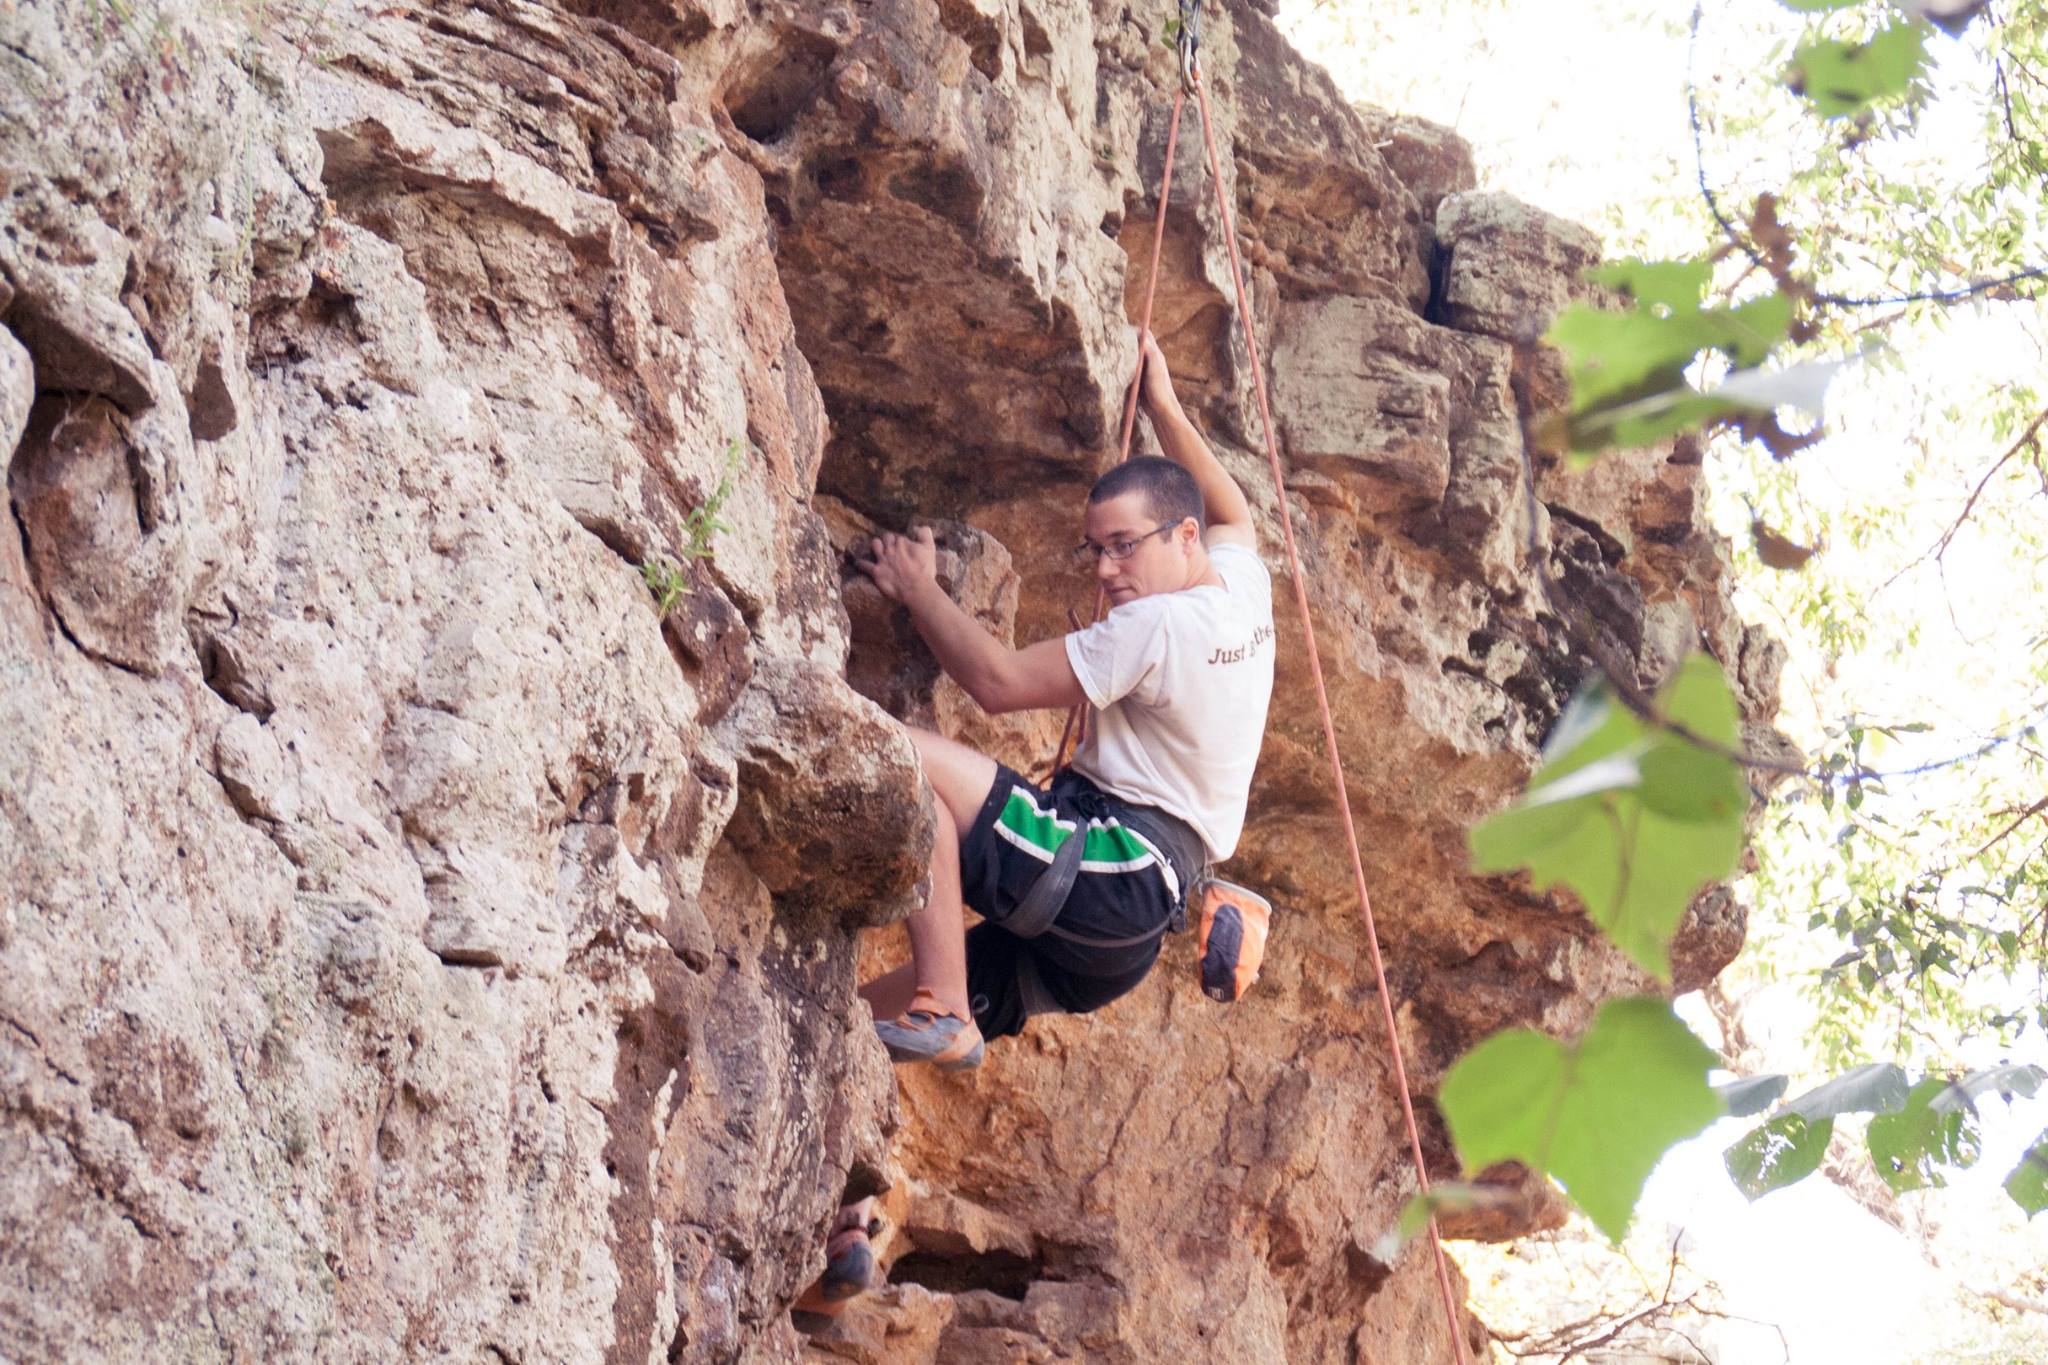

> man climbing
[791,330,1275,1330]
[850,327,1276,1070]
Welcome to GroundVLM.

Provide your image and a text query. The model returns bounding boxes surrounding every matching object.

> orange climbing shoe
[873,1004,984,1071]
[791,1198,881,1332]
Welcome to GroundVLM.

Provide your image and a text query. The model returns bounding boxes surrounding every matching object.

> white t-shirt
[1062,542,1275,863]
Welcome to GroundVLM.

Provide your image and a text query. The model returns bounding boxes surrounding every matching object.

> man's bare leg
[860,727,1000,1025]
[906,726,1002,828]
[901,799,972,1020]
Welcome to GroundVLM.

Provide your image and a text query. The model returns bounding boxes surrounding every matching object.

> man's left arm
[858,527,1087,715]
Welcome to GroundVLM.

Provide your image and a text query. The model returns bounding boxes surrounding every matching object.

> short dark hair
[1087,456,1204,532]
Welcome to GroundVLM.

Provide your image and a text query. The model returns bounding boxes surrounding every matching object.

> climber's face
[1080,492,1200,606]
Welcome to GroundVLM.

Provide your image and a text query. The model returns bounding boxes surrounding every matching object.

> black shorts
[959,764,1185,1041]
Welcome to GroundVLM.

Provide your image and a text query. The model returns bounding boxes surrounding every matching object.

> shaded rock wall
[0,1,1780,1362]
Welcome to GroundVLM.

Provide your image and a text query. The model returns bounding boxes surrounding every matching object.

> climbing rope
[1048,87,1196,777]
[1048,7,1471,1355]
[1050,0,1207,770]
[1187,67,1472,1365]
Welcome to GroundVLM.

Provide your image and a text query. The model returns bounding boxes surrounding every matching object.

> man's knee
[905,726,999,832]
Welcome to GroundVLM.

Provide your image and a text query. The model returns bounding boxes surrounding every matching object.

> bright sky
[1274,1,2048,1357]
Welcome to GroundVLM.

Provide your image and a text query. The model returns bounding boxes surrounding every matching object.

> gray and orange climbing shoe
[791,1198,881,1333]
[874,1007,984,1071]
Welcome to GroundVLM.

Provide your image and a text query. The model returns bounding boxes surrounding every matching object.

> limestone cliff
[0,1,1779,1361]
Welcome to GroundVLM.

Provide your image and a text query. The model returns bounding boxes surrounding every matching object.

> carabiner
[1176,0,1202,92]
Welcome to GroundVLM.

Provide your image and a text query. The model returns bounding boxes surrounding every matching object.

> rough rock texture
[0,1,1780,1362]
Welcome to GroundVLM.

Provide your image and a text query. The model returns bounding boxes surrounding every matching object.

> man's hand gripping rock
[856,526,940,605]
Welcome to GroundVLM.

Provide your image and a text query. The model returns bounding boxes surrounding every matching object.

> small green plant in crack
[641,559,691,617]
[84,0,138,51]
[641,438,745,618]
[84,0,164,56]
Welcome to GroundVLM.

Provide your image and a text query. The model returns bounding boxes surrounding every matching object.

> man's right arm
[858,526,1093,715]
[1138,329,1256,549]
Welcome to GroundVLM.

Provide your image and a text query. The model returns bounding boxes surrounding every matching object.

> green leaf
[1929,1063,2047,1115]
[1438,997,1724,1242]
[2008,1131,2048,1217]
[1395,1189,1434,1244]
[1533,683,1642,782]
[1638,660,1750,821]
[1548,258,1794,459]
[1788,22,1931,118]
[1586,256,1717,313]
[1725,1112,1833,1200]
[1715,292,1796,369]
[1564,387,1745,466]
[1370,1181,1514,1262]
[1867,1077,1982,1193]
[1778,0,1862,11]
[1783,1062,1911,1119]
[1714,1073,1790,1118]
[1469,655,1747,980]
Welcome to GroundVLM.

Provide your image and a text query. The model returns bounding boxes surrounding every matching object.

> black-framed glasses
[1069,522,1183,569]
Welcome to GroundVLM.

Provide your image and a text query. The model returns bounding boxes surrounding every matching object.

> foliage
[1469,654,1748,981]
[642,439,743,618]
[641,560,692,618]
[2010,1130,2048,1216]
[1282,0,2048,1337]
[1786,21,1931,119]
[1774,1059,1911,1119]
[1696,0,2048,310]
[1756,707,2048,1067]
[1439,997,1725,1241]
[1868,1076,1984,1192]
[1720,1062,2045,1208]
[1724,1111,1831,1199]
[1359,0,2048,1249]
[1711,1071,1789,1116]
[1544,257,1791,458]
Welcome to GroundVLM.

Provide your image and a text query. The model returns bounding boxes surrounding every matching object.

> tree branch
[1966,1282,2048,1317]
[1970,793,2048,861]
[1879,406,2048,594]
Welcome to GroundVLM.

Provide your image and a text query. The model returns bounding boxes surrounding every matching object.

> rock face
[0,1,1779,1362]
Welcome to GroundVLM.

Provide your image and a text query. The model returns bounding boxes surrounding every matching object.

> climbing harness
[995,770,1205,948]
[1041,5,1474,1355]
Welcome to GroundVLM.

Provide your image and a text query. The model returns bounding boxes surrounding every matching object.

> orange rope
[1051,89,1189,776]
[1188,73,1470,1363]
[1114,92,1187,465]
